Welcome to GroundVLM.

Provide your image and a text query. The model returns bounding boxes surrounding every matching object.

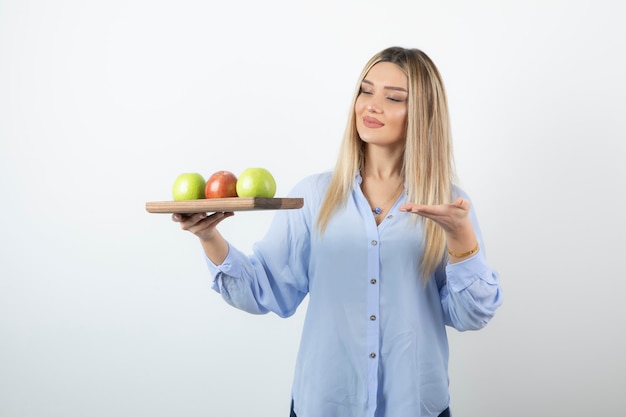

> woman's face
[355,61,408,146]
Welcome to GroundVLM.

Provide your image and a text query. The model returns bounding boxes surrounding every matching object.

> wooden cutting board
[146,197,303,214]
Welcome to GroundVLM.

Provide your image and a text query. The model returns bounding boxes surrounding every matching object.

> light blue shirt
[206,172,502,417]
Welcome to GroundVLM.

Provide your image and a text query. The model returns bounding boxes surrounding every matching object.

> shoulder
[286,172,332,215]
[289,171,332,199]
[452,183,471,201]
[452,183,483,223]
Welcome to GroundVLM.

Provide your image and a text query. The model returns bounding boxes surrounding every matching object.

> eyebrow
[362,79,408,93]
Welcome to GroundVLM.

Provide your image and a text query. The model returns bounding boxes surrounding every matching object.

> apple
[205,170,238,198]
[236,167,276,198]
[172,172,206,201]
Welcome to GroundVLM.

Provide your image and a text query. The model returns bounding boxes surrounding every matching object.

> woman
[173,46,502,417]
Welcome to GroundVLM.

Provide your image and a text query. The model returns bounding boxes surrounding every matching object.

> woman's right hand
[172,211,234,264]
[171,211,234,241]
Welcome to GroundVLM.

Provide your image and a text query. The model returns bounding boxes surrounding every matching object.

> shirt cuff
[445,251,492,293]
[204,243,244,291]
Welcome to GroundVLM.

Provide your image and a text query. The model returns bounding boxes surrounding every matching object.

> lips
[363,116,384,128]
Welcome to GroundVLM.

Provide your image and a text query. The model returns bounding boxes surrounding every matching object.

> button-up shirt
[206,172,502,417]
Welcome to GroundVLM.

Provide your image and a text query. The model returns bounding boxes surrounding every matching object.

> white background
[1,1,625,416]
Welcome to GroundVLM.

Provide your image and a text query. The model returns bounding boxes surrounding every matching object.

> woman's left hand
[399,197,472,238]
[400,197,478,262]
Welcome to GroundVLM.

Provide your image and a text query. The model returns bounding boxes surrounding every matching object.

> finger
[174,212,208,229]
[399,203,424,213]
[406,204,440,216]
[453,197,471,212]
[185,211,234,233]
[172,212,208,222]
[211,211,235,226]
[188,211,233,226]
[172,213,185,222]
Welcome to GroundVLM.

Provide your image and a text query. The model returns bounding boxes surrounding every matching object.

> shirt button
[370,315,376,321]
[370,278,377,284]
[387,215,393,219]
[370,352,376,358]
[371,240,378,246]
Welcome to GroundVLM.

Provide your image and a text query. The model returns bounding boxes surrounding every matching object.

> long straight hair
[316,47,456,280]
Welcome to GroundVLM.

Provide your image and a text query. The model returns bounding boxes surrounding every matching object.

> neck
[362,145,404,180]
[361,167,403,182]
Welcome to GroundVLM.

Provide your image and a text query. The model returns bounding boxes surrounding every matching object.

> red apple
[204,170,238,198]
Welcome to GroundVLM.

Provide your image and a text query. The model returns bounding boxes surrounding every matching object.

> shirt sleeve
[437,187,503,331]
[439,251,502,331]
[204,176,319,318]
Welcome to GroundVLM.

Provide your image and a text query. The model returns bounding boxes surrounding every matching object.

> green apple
[172,172,206,201]
[236,168,276,198]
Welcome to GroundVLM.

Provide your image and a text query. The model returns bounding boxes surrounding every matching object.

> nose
[365,94,382,113]
[367,103,380,113]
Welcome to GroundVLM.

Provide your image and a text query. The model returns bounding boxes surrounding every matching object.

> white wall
[1,1,624,416]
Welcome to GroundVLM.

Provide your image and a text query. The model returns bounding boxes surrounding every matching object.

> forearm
[200,230,229,265]
[446,220,479,264]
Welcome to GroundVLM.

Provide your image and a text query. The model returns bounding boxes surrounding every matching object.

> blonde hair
[317,47,456,280]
